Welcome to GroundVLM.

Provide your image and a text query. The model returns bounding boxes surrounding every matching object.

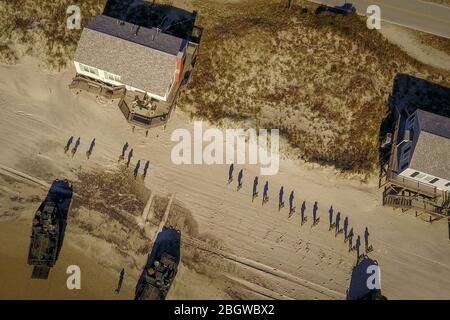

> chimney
[175,51,184,82]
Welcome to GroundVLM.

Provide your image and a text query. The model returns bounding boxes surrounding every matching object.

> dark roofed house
[73,14,188,101]
[382,84,450,230]
[396,109,450,192]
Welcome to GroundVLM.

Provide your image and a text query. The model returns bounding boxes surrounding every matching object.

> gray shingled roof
[416,109,450,139]
[409,110,450,180]
[74,15,187,98]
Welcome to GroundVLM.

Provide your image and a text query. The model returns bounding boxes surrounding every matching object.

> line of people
[119,142,150,179]
[228,164,374,264]
[64,136,96,159]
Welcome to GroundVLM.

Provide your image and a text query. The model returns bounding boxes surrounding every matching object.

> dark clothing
[263,181,269,199]
[289,192,294,210]
[335,212,341,232]
[364,227,370,249]
[122,142,129,156]
[355,236,361,257]
[344,217,349,237]
[279,187,284,205]
[237,169,243,186]
[313,202,318,221]
[328,206,333,226]
[229,164,234,181]
[253,177,259,195]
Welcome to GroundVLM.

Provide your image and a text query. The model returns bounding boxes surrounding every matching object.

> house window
[80,64,99,76]
[104,71,121,82]
[410,172,420,178]
[445,182,450,187]
[429,178,439,184]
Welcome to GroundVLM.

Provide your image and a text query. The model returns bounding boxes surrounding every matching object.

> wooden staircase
[383,194,412,209]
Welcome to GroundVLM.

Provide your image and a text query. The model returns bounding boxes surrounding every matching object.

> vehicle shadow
[48,179,73,260]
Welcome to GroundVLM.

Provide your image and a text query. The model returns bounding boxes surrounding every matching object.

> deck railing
[118,99,169,129]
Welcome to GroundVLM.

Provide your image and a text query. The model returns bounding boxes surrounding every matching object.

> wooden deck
[117,42,198,129]
[69,75,126,100]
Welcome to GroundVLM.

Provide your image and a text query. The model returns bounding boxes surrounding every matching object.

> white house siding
[74,61,168,101]
[399,167,450,191]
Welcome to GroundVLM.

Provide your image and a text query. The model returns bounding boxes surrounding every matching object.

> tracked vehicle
[135,226,181,300]
[27,179,73,279]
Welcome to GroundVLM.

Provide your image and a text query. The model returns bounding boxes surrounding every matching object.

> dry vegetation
[424,0,450,5]
[0,0,105,69]
[181,0,450,173]
[419,32,450,54]
[70,166,151,256]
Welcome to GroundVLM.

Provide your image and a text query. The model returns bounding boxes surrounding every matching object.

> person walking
[301,201,307,224]
[364,227,373,253]
[252,176,259,201]
[328,206,334,230]
[262,181,269,205]
[348,228,354,251]
[237,169,243,191]
[71,137,81,158]
[64,136,73,154]
[312,201,318,224]
[134,160,141,178]
[127,148,134,167]
[143,161,150,178]
[343,216,349,239]
[228,163,234,184]
[355,235,361,260]
[289,191,295,215]
[119,142,129,162]
[86,138,96,159]
[335,211,341,235]
[278,186,284,211]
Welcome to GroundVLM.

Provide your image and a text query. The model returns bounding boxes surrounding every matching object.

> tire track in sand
[183,236,345,300]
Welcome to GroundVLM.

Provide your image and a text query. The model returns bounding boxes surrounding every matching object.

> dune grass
[181,0,449,174]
